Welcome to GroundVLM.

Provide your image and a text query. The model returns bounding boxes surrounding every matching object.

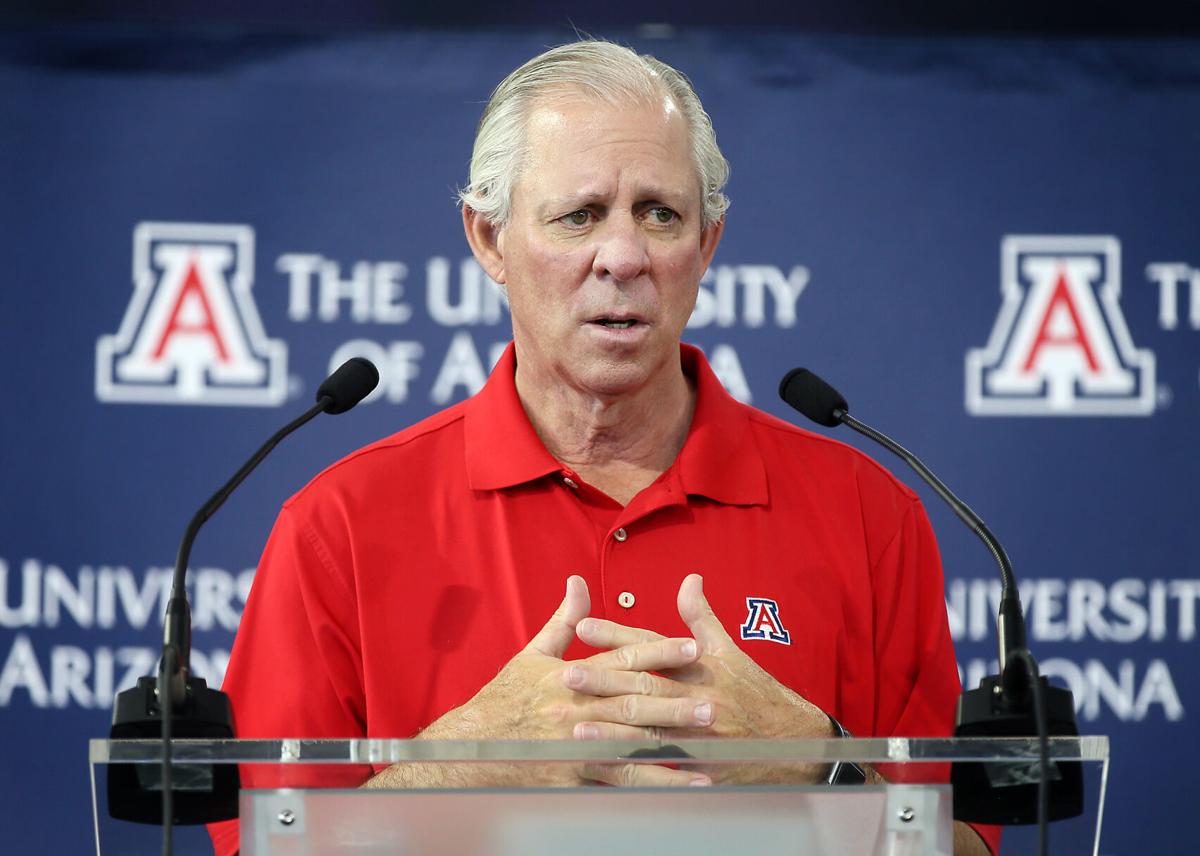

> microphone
[778,368,1082,832]
[318,356,380,414]
[778,367,847,427]
[779,368,1029,678]
[108,359,379,849]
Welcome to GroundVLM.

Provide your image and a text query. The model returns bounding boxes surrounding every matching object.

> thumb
[677,574,731,654]
[526,575,590,658]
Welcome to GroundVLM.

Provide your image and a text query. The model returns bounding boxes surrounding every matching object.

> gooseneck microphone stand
[108,358,379,856]
[778,367,1083,856]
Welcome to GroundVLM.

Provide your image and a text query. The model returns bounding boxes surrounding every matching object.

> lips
[586,313,647,329]
[593,319,638,329]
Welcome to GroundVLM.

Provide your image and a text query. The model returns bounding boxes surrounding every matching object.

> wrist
[824,712,867,786]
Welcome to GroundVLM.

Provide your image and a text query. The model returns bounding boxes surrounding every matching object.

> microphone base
[108,676,240,825]
[951,675,1084,824]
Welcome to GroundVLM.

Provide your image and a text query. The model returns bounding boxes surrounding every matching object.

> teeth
[599,319,636,328]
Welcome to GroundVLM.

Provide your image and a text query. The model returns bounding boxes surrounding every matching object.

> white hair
[459,40,730,228]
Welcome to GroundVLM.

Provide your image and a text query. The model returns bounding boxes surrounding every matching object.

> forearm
[362,704,495,789]
[363,758,501,789]
[362,694,547,789]
[953,820,993,856]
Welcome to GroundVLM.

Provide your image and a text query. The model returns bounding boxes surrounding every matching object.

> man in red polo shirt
[210,40,997,855]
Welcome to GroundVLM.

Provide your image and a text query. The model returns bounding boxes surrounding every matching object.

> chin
[571,358,661,398]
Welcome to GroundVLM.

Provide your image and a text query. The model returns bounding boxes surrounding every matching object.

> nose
[592,217,650,283]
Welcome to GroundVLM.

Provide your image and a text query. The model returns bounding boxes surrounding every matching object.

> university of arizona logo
[965,236,1155,416]
[739,597,791,645]
[96,222,287,406]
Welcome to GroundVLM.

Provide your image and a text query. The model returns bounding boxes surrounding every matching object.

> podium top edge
[89,735,1110,764]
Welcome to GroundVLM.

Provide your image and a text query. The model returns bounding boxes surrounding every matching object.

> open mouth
[588,315,644,329]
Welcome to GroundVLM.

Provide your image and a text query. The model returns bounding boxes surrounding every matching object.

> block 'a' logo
[96,223,287,405]
[965,236,1155,416]
[739,597,791,645]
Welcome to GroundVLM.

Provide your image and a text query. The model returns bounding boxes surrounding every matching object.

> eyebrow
[536,192,606,216]
[537,188,689,219]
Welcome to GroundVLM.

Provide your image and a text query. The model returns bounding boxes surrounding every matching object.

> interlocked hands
[412,573,832,787]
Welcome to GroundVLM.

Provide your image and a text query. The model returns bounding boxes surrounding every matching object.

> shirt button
[613,527,628,542]
[618,591,636,608]
[563,477,578,489]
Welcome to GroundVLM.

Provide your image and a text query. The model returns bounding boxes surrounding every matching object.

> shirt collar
[464,343,562,490]
[464,342,768,506]
[674,344,768,506]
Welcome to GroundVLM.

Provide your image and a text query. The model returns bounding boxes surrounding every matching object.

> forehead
[515,92,699,204]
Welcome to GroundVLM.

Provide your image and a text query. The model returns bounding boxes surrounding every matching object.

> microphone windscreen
[778,368,849,427]
[317,358,380,414]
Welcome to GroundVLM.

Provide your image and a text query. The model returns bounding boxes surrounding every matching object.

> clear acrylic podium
[90,736,1109,855]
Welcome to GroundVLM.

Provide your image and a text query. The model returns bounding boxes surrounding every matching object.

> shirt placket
[596,470,690,623]
[552,467,621,618]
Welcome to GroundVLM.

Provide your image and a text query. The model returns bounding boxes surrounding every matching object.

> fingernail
[576,723,599,739]
[694,702,713,725]
[689,775,712,787]
[577,618,594,636]
[566,665,585,687]
[681,639,697,659]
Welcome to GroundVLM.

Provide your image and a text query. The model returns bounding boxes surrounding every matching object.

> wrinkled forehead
[523,93,681,151]
[513,89,698,193]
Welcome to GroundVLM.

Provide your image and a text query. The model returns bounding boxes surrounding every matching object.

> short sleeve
[207,505,372,855]
[870,500,962,738]
[868,500,1001,855]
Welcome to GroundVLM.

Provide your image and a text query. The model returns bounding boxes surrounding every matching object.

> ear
[697,216,725,275]
[462,205,507,285]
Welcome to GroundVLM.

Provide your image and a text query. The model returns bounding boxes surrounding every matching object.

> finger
[563,664,691,698]
[582,693,715,729]
[582,637,699,672]
[581,762,711,788]
[573,721,665,741]
[526,576,590,658]
[576,616,664,649]
[677,574,732,654]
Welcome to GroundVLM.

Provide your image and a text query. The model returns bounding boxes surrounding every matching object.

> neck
[514,353,695,505]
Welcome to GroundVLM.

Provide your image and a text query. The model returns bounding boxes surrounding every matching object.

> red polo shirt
[210,343,997,854]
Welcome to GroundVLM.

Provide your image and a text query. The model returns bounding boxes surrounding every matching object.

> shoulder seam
[745,408,920,502]
[283,405,468,508]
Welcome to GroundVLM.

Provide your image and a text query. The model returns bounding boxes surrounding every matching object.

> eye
[647,207,678,225]
[559,210,591,227]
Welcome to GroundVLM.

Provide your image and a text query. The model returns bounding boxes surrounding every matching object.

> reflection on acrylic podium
[90,736,1109,856]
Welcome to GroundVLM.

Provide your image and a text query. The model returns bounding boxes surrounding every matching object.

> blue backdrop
[2,28,1197,855]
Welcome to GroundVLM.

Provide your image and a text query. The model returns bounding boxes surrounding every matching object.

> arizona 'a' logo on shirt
[96,222,287,406]
[965,236,1155,416]
[740,597,791,645]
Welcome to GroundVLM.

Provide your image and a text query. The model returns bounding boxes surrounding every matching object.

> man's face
[483,93,723,400]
